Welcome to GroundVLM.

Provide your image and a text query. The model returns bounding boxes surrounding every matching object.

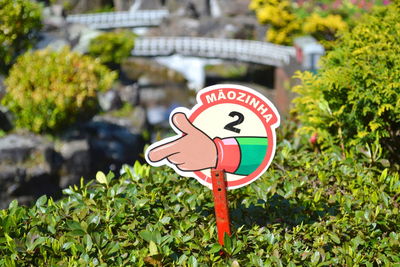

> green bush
[0,0,42,74]
[88,30,136,66]
[1,47,117,133]
[0,140,399,265]
[292,3,400,164]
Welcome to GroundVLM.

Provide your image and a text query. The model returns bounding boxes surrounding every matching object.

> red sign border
[189,84,280,190]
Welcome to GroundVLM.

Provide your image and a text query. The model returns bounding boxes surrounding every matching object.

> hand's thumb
[172,112,199,135]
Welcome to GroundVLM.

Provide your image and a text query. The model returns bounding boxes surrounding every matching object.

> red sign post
[211,169,231,245]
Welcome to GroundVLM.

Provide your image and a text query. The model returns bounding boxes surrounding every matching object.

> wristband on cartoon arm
[213,137,268,176]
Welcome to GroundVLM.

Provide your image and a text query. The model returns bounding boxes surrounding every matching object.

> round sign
[145,84,280,190]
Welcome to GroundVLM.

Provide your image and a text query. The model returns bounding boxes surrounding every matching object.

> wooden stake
[211,169,231,245]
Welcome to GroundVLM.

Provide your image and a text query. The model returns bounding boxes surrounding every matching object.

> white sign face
[146,84,280,190]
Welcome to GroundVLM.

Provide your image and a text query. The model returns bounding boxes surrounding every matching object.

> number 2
[224,111,244,133]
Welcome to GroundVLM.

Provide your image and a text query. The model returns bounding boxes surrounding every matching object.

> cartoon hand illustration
[147,112,269,175]
[147,112,217,171]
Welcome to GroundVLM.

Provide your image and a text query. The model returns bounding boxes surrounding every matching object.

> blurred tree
[0,0,42,74]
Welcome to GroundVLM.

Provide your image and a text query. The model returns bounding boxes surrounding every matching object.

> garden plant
[292,2,400,165]
[88,30,137,67]
[0,140,399,265]
[1,47,117,133]
[0,0,42,74]
[249,0,390,48]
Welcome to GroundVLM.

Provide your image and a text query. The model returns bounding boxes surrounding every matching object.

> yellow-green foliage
[249,0,365,46]
[250,0,300,45]
[88,30,136,65]
[250,0,295,26]
[0,0,42,73]
[292,3,400,164]
[2,47,117,133]
[303,13,348,40]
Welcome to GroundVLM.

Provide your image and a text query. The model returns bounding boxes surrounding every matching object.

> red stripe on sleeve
[213,137,241,173]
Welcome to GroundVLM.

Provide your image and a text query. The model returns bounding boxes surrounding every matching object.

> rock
[43,16,66,30]
[254,24,269,42]
[0,134,63,173]
[0,134,40,163]
[85,121,145,173]
[139,87,167,105]
[14,196,35,207]
[50,4,65,17]
[148,17,200,37]
[93,106,147,134]
[36,32,70,51]
[130,106,147,131]
[215,0,251,17]
[148,15,257,39]
[54,0,109,14]
[42,5,66,30]
[98,89,123,112]
[166,0,250,17]
[62,119,145,175]
[119,83,140,105]
[121,58,186,84]
[59,139,90,188]
[146,105,168,125]
[184,1,201,18]
[166,0,208,18]
[135,82,193,109]
[128,0,162,10]
[137,76,152,87]
[115,0,135,11]
[66,23,87,46]
[162,0,222,18]
[0,106,13,132]
[0,134,62,209]
[0,166,24,196]
[70,26,102,54]
[9,165,62,201]
[146,102,183,127]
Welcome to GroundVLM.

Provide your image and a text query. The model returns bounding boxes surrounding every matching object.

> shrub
[292,3,400,165]
[249,0,386,46]
[250,0,301,45]
[2,47,117,133]
[302,13,348,46]
[0,139,399,265]
[88,30,136,66]
[0,0,42,74]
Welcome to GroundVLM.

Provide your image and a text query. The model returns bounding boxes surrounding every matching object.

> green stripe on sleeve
[234,137,268,176]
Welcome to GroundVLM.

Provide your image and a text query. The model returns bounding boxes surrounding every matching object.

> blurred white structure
[66,9,169,29]
[132,37,296,67]
[294,36,325,72]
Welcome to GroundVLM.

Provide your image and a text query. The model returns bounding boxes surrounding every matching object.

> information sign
[146,84,280,190]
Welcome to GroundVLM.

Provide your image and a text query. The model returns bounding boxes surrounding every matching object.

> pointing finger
[147,141,180,162]
[166,153,185,165]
